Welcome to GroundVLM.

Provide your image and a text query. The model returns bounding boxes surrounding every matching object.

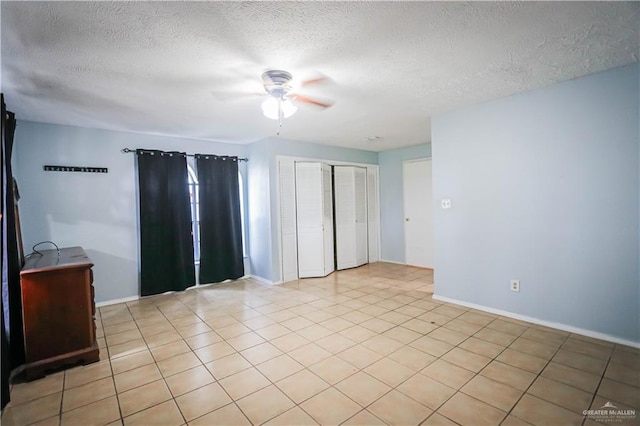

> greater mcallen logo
[583,402,636,422]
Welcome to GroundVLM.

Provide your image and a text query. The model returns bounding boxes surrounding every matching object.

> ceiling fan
[259,69,334,133]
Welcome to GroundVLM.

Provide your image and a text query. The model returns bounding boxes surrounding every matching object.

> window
[187,164,246,264]
[187,165,201,262]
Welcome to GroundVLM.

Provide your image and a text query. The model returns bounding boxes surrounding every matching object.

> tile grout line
[182,274,424,425]
[109,298,181,424]
[497,328,570,425]
[9,266,637,426]
[156,296,232,422]
[580,343,614,426]
[420,314,529,425]
[91,297,628,426]
[170,280,466,421]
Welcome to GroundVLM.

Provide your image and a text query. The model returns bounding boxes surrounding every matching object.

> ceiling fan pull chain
[277,100,283,135]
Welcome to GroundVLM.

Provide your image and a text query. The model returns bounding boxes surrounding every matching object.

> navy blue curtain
[195,155,244,284]
[136,150,195,296]
[1,95,23,409]
[1,300,9,409]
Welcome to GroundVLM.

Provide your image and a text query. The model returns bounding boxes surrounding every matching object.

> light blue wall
[247,138,273,281]
[14,121,248,303]
[267,138,379,165]
[378,144,431,263]
[13,120,381,294]
[431,63,639,344]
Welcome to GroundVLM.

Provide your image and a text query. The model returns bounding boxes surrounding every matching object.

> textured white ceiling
[1,2,638,151]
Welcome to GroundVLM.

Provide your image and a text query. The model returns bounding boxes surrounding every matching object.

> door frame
[275,155,380,283]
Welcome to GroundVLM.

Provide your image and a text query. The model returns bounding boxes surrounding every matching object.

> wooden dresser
[20,246,99,379]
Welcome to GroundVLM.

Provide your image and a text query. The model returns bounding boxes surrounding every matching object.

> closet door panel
[335,166,368,270]
[295,162,333,278]
[279,160,298,282]
[354,167,368,267]
[295,163,323,277]
[297,229,325,277]
[335,167,356,270]
[322,164,335,276]
[367,168,380,262]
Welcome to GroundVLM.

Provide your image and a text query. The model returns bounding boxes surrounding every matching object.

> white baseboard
[379,259,433,269]
[432,294,640,349]
[379,258,406,265]
[249,274,280,285]
[96,295,139,308]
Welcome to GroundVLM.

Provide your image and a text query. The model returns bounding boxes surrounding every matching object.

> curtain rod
[121,148,248,162]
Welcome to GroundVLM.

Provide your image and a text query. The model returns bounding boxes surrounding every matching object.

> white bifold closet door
[279,160,298,282]
[334,166,368,270]
[295,162,335,278]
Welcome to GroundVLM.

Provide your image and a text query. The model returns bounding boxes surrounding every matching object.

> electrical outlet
[510,280,520,292]
[441,199,451,209]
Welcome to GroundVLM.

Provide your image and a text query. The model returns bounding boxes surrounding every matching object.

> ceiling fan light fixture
[261,97,279,120]
[281,99,297,117]
[262,97,297,120]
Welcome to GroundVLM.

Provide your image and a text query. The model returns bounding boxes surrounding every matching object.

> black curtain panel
[1,95,9,410]
[196,155,244,284]
[1,95,24,409]
[1,299,9,410]
[136,150,195,296]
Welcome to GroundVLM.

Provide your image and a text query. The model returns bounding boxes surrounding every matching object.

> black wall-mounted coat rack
[43,165,108,173]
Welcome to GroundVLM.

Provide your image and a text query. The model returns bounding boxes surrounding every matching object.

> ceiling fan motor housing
[262,70,293,98]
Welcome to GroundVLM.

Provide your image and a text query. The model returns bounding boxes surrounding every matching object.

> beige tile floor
[2,262,639,425]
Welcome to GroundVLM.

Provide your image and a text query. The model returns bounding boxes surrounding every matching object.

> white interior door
[354,167,368,266]
[334,166,356,270]
[296,163,324,277]
[403,159,433,268]
[296,162,333,278]
[322,164,335,276]
[278,159,298,282]
[335,166,367,270]
[280,158,379,280]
